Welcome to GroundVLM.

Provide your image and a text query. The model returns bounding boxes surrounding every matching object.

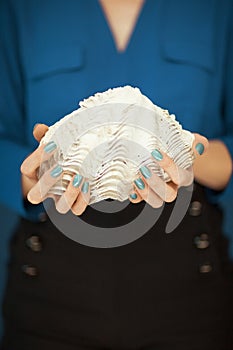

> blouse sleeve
[0,0,44,220]
[209,2,233,204]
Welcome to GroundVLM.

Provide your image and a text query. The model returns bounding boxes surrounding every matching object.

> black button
[194,233,209,249]
[199,263,212,273]
[189,201,202,216]
[22,264,38,277]
[26,235,42,252]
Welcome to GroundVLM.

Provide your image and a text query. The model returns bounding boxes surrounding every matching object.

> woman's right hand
[21,123,90,216]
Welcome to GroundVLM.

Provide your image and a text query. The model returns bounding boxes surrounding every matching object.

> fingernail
[139,166,151,179]
[134,178,145,190]
[50,165,62,178]
[44,141,57,153]
[81,181,89,193]
[130,193,137,199]
[73,174,83,187]
[151,149,163,161]
[195,143,204,155]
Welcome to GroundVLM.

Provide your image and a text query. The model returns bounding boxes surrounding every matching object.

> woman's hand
[21,123,90,216]
[128,133,209,207]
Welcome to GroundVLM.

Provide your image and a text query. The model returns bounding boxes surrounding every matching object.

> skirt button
[22,264,38,277]
[25,235,42,252]
[194,233,209,249]
[199,263,212,273]
[189,201,202,216]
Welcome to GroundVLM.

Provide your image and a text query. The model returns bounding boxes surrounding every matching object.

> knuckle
[20,163,25,173]
[20,162,29,175]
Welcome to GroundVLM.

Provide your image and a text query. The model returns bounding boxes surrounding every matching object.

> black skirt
[1,183,233,350]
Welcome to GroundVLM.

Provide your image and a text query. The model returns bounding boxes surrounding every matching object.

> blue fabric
[0,0,232,236]
[1,0,233,341]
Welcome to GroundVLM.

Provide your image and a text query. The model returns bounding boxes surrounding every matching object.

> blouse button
[199,263,212,274]
[22,264,38,277]
[194,233,209,249]
[189,201,202,216]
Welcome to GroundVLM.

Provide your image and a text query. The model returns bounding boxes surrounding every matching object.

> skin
[20,123,227,216]
[99,0,145,52]
[21,124,91,216]
[193,140,232,191]
[130,138,232,206]
[21,1,233,214]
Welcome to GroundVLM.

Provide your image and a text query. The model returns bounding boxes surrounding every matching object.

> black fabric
[1,184,233,350]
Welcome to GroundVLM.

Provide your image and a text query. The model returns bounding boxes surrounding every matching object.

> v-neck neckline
[97,0,148,55]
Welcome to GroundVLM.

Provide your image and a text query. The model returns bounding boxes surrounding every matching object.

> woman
[0,0,233,349]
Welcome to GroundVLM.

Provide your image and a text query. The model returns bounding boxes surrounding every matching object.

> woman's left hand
[128,133,209,207]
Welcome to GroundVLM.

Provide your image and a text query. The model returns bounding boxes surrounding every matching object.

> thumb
[192,133,209,157]
[33,123,49,142]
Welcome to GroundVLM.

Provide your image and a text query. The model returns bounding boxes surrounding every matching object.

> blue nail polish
[44,141,57,153]
[134,178,145,190]
[50,165,62,178]
[140,166,151,179]
[151,149,163,161]
[81,181,89,193]
[130,193,137,199]
[195,143,204,155]
[73,174,83,187]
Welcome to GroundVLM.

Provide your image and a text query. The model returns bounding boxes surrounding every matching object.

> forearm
[193,139,233,190]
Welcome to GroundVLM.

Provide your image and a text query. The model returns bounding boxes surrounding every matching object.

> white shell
[39,86,195,204]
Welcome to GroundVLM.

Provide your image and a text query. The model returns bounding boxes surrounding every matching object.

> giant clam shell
[38,86,195,204]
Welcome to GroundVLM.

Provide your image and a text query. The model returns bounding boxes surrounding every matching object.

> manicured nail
[44,141,57,153]
[73,174,83,187]
[81,181,89,193]
[195,143,204,155]
[134,178,145,190]
[151,149,163,161]
[139,166,151,179]
[50,165,62,178]
[130,193,137,200]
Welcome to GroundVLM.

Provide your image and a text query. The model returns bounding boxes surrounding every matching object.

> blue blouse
[0,0,232,228]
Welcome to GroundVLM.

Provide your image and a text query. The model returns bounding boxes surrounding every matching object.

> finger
[151,149,180,185]
[139,165,178,202]
[27,165,63,204]
[33,123,49,142]
[71,180,90,216]
[133,176,163,208]
[192,133,209,157]
[56,174,84,214]
[150,149,194,187]
[128,187,143,203]
[21,141,58,178]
